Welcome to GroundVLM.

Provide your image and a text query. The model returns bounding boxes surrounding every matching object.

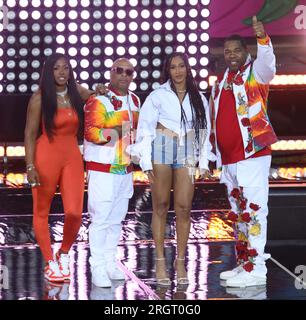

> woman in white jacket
[130,52,212,286]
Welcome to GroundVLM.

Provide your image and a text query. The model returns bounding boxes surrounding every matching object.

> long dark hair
[39,53,84,140]
[160,51,207,144]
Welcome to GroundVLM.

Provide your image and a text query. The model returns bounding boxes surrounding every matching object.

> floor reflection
[1,240,306,300]
[0,210,234,245]
[1,181,306,300]
[223,284,267,300]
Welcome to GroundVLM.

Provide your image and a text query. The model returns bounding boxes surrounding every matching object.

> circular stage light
[1,1,210,93]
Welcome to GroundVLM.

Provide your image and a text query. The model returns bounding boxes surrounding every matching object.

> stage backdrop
[208,0,306,38]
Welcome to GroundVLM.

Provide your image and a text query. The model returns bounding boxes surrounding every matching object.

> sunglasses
[111,66,134,76]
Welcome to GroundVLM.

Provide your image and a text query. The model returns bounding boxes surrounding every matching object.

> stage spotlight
[116,47,126,56]
[177,21,186,30]
[209,75,306,87]
[1,2,210,93]
[68,22,78,32]
[177,33,186,43]
[270,74,306,86]
[56,10,65,19]
[104,59,113,68]
[80,47,90,56]
[104,47,114,56]
[68,35,77,44]
[70,60,77,68]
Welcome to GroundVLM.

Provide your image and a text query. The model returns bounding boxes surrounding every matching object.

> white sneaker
[226,270,266,288]
[106,260,126,280]
[91,266,112,288]
[44,260,65,283]
[220,265,244,280]
[55,251,70,280]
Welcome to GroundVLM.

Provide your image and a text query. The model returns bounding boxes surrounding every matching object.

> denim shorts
[151,131,195,169]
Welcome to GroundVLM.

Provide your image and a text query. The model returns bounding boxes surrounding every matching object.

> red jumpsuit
[32,108,84,262]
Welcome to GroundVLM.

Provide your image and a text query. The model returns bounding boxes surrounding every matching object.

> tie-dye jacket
[83,89,140,174]
[210,35,278,168]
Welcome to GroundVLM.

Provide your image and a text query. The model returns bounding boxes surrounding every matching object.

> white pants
[87,170,133,268]
[220,156,271,276]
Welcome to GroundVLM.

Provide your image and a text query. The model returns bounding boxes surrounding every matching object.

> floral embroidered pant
[220,155,272,276]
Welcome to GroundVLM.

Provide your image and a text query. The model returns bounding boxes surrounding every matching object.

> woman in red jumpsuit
[24,53,94,282]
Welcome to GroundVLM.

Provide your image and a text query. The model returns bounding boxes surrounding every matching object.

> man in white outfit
[83,58,140,287]
[210,17,277,287]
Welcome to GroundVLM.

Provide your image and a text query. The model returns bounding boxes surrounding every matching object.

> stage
[1,0,306,302]
[0,179,306,300]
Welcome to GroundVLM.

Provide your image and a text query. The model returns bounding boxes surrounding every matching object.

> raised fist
[252,16,266,39]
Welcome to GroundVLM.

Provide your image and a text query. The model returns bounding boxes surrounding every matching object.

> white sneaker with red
[44,260,65,283]
[55,251,70,281]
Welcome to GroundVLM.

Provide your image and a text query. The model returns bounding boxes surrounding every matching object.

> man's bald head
[110,58,135,95]
[112,58,134,69]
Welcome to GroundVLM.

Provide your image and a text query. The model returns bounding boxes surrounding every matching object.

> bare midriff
[156,122,179,137]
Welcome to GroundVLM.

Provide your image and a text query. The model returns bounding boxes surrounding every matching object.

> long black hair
[160,51,207,144]
[39,53,84,140]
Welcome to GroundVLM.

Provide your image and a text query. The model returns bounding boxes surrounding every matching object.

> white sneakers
[226,271,267,288]
[44,251,71,283]
[219,265,244,280]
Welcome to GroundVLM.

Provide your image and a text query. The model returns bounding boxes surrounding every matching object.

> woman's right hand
[27,168,41,187]
[144,170,155,184]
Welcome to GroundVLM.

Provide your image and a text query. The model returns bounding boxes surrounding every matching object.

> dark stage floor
[0,181,306,301]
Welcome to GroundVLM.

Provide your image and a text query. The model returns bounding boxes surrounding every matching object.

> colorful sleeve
[84,96,111,144]
[253,34,276,84]
[257,34,270,46]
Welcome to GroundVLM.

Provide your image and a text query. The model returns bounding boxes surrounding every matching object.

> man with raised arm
[210,17,277,288]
